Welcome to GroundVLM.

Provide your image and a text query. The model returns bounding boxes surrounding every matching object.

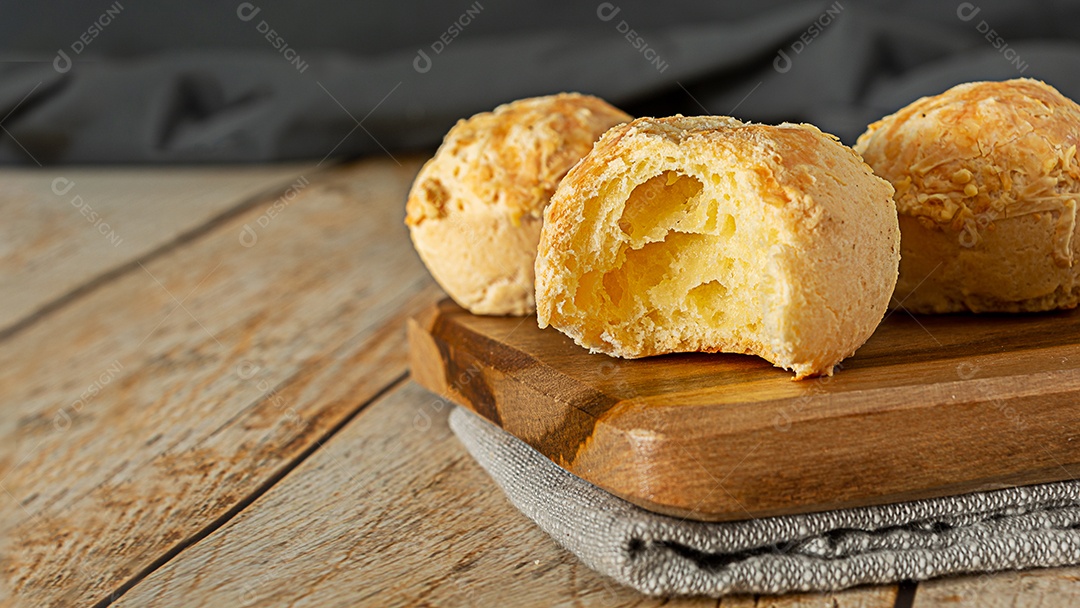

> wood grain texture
[721,585,897,607]
[113,381,734,607]
[0,164,311,333]
[913,567,1080,606]
[5,159,1077,605]
[0,158,440,607]
[410,298,1080,522]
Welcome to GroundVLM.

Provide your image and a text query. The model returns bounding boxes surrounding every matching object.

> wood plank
[0,158,441,606]
[409,299,1080,522]
[913,567,1080,606]
[721,585,897,607]
[0,164,311,334]
[112,381,725,607]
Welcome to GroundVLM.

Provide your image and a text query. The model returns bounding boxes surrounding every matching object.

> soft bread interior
[569,165,782,357]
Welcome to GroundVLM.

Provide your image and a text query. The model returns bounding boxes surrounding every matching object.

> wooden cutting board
[408,298,1080,522]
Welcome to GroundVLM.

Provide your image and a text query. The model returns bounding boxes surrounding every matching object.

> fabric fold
[448,405,1080,596]
[5,1,1080,163]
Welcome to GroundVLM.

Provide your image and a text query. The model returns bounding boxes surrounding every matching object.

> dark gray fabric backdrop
[1,0,1076,164]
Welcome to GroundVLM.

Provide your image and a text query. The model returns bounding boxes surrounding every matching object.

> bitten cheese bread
[405,93,631,316]
[535,116,900,379]
[856,78,1080,313]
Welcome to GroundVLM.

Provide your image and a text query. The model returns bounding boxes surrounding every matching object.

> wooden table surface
[1,157,1077,607]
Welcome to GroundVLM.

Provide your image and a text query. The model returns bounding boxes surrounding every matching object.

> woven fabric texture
[449,406,1080,596]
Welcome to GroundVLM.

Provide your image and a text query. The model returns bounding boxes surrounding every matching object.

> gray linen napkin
[449,405,1080,596]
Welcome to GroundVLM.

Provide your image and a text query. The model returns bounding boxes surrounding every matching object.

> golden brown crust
[536,115,899,379]
[856,78,1080,313]
[405,93,631,315]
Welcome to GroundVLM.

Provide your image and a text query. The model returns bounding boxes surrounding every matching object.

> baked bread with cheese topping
[855,78,1080,313]
[406,93,631,315]
[535,116,900,379]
